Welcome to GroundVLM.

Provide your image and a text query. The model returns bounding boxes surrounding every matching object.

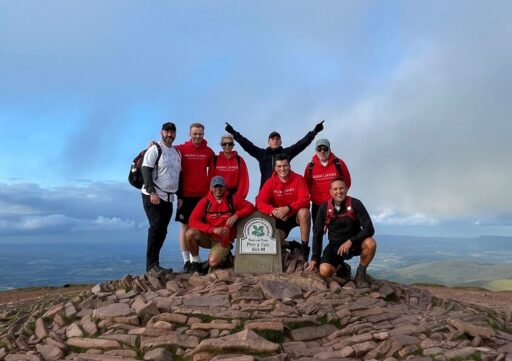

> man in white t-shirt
[141,122,181,277]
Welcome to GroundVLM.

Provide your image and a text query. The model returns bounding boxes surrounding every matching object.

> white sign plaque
[239,217,277,254]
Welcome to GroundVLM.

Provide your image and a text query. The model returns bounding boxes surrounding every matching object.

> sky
[1,0,512,245]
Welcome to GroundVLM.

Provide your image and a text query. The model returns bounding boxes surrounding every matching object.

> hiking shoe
[190,261,208,275]
[145,266,164,278]
[154,265,173,274]
[300,243,310,261]
[336,262,351,279]
[287,240,301,252]
[354,266,369,288]
[183,261,192,273]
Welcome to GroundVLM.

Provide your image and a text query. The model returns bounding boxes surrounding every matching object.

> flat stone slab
[290,324,338,341]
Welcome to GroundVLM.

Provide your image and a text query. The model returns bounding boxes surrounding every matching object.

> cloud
[373,209,439,226]
[0,182,145,237]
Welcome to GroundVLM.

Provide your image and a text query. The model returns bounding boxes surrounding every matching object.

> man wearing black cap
[224,121,325,189]
[141,122,181,277]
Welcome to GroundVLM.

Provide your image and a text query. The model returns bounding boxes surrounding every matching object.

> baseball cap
[315,139,330,149]
[268,131,281,139]
[210,176,226,187]
[162,122,176,131]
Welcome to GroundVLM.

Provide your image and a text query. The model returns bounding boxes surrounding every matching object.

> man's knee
[185,228,201,244]
[296,208,311,224]
[319,263,335,278]
[208,254,222,268]
[362,237,377,254]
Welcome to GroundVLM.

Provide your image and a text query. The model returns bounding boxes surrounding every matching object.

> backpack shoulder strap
[153,143,162,180]
[227,192,234,213]
[324,199,334,234]
[333,157,343,177]
[345,196,356,220]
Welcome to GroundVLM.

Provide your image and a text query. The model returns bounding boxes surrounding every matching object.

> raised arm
[284,120,324,160]
[225,122,265,159]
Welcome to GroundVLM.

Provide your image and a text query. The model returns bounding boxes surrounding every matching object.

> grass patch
[135,336,144,359]
[194,314,215,323]
[67,345,88,354]
[285,321,318,330]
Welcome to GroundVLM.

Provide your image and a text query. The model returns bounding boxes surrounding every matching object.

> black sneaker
[190,261,209,275]
[183,261,191,273]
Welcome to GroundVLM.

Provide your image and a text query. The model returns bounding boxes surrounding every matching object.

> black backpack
[128,143,162,189]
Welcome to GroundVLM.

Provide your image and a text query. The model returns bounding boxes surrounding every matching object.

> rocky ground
[1,269,511,361]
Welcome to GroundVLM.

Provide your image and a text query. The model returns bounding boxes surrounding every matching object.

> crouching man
[306,178,377,288]
[186,176,255,274]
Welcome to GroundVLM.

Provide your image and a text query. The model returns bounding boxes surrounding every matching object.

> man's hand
[272,206,289,220]
[337,240,352,256]
[313,120,325,134]
[225,122,235,134]
[150,193,160,205]
[305,260,318,272]
[213,227,231,238]
[225,214,239,228]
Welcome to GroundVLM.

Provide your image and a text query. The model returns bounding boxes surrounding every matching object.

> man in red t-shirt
[256,154,311,260]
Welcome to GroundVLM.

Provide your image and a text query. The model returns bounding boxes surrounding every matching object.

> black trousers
[142,194,173,271]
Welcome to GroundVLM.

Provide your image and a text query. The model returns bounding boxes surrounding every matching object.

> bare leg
[360,237,377,267]
[296,208,311,243]
[185,228,200,256]
[180,223,189,252]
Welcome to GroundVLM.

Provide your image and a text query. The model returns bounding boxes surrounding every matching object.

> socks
[182,251,191,263]
[358,264,367,272]
[191,255,201,263]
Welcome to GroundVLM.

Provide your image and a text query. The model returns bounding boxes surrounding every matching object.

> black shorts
[275,216,299,239]
[320,241,362,267]
[175,197,202,224]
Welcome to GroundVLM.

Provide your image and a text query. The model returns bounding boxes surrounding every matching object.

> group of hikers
[138,120,377,288]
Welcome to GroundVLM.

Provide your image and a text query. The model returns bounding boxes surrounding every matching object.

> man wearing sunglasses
[304,139,351,279]
[212,134,250,201]
[224,121,325,189]
[304,139,351,223]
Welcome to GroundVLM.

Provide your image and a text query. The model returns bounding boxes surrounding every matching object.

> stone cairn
[1,268,512,361]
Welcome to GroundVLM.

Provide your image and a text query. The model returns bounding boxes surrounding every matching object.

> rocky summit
[1,270,511,361]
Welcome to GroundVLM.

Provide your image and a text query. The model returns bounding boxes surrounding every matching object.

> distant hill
[376,259,512,291]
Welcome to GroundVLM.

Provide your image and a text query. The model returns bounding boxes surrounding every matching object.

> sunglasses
[316,146,329,152]
[221,142,234,147]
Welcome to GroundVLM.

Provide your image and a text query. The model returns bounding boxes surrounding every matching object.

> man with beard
[186,176,255,274]
[141,122,182,277]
